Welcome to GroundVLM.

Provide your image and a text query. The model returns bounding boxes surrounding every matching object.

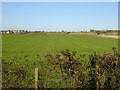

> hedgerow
[2,48,120,89]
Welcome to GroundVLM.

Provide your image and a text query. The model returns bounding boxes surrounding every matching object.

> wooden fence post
[35,68,39,90]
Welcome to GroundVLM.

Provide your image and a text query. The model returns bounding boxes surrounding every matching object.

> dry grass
[69,32,120,39]
[69,32,91,35]
[98,35,120,39]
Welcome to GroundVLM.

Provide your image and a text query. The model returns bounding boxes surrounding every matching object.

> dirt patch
[68,32,120,39]
[69,32,91,35]
[98,35,120,39]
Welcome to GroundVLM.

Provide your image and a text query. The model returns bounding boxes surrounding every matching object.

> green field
[2,33,119,88]
[2,33,118,60]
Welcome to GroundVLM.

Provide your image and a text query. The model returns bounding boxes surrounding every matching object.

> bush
[44,48,120,89]
[2,48,120,89]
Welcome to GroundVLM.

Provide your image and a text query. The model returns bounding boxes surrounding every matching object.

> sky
[2,2,118,31]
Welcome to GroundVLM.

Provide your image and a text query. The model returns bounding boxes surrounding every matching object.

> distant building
[0,29,28,34]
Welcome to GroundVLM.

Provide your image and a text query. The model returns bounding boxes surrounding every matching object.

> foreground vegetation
[2,48,120,89]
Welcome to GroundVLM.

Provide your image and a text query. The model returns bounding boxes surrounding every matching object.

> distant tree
[62,30,64,33]
[66,32,70,34]
[90,29,95,32]
[96,31,101,35]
